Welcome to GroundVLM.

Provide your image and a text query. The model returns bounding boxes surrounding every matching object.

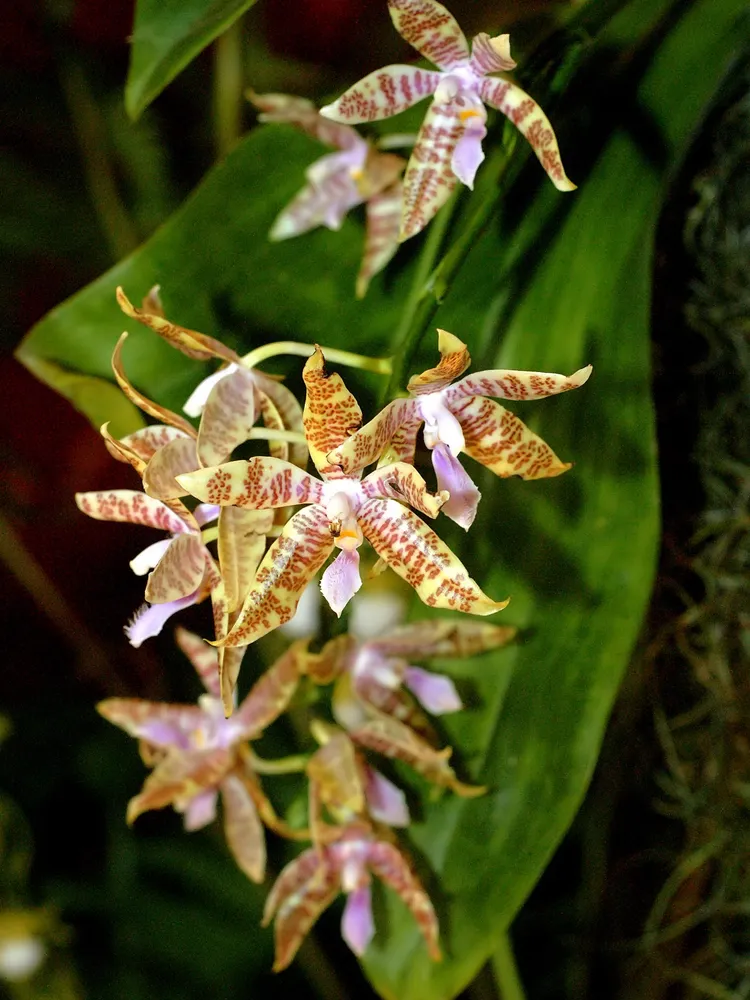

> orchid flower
[177,347,508,644]
[329,329,593,530]
[320,0,575,239]
[98,628,306,881]
[263,822,440,968]
[249,92,406,297]
[117,287,307,469]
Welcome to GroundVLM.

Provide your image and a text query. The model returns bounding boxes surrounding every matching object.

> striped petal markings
[478,75,576,192]
[114,424,191,466]
[445,362,592,404]
[387,0,469,71]
[75,489,189,534]
[249,91,362,152]
[220,772,266,882]
[221,505,335,648]
[469,31,516,75]
[174,626,221,697]
[357,498,509,615]
[232,641,308,738]
[368,619,517,660]
[97,697,206,749]
[144,533,208,604]
[362,461,447,519]
[176,456,324,510]
[356,183,403,298]
[111,333,196,437]
[218,506,274,614]
[407,328,470,394]
[116,286,239,364]
[195,365,259,468]
[327,397,419,474]
[399,98,462,241]
[320,65,440,124]
[142,434,200,500]
[453,394,573,480]
[125,747,233,824]
[302,347,362,476]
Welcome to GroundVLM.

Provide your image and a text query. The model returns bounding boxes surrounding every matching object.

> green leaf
[125,0,260,119]
[17,0,748,996]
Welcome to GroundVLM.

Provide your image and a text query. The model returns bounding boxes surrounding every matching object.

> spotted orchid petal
[263,848,341,972]
[182,788,218,831]
[252,372,307,469]
[220,772,266,882]
[404,665,462,714]
[363,462,448,519]
[124,593,201,647]
[116,287,239,364]
[111,333,197,437]
[431,442,481,529]
[408,328,471,394]
[364,767,410,827]
[116,424,192,465]
[321,548,362,617]
[177,456,324,510]
[328,398,420,474]
[125,747,233,824]
[366,837,441,960]
[342,885,375,956]
[218,507,274,614]
[399,98,462,240]
[446,363,592,404]
[478,76,576,192]
[249,91,362,152]
[368,619,517,659]
[144,533,208,604]
[75,489,189,534]
[356,183,403,299]
[454,394,573,479]
[358,498,508,615]
[388,0,469,71]
[174,626,221,697]
[196,364,259,468]
[97,697,206,749]
[303,347,363,476]
[470,32,516,75]
[142,435,200,500]
[221,506,334,647]
[320,65,440,124]
[233,641,308,738]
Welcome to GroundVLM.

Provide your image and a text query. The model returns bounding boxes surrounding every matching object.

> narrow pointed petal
[400,100,462,240]
[404,665,462,713]
[116,287,239,363]
[220,773,266,882]
[111,333,196,436]
[264,849,340,971]
[249,91,361,151]
[124,593,199,647]
[446,363,593,403]
[479,76,576,192]
[470,32,516,75]
[234,641,307,738]
[431,443,481,529]
[97,697,205,748]
[118,425,192,464]
[363,461,447,518]
[177,456,323,509]
[197,365,259,468]
[367,839,441,960]
[145,534,208,604]
[303,347,363,475]
[368,619,517,659]
[183,789,218,831]
[253,372,307,468]
[75,489,188,533]
[407,328,470,394]
[451,119,486,188]
[327,398,419,475]
[142,435,200,501]
[320,65,440,124]
[388,0,469,70]
[358,498,508,614]
[222,506,334,647]
[365,767,410,826]
[101,422,148,475]
[455,394,574,479]
[342,885,375,956]
[126,747,233,823]
[320,549,362,617]
[175,626,221,697]
[218,507,273,614]
[356,184,403,298]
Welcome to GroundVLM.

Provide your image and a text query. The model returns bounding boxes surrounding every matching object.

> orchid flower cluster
[76,0,589,975]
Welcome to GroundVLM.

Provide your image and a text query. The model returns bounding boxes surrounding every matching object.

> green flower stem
[248,750,309,775]
[492,930,527,1000]
[241,341,391,375]
[247,426,307,445]
[213,20,244,159]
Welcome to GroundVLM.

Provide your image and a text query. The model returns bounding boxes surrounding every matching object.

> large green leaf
[125,0,261,119]
[17,0,747,997]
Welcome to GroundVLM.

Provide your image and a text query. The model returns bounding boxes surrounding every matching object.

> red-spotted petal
[142,435,200,500]
[368,619,517,659]
[320,65,440,124]
[75,490,189,533]
[175,626,221,697]
[399,99,462,241]
[356,183,403,299]
[366,838,441,959]
[446,363,592,403]
[407,328,471,394]
[327,398,420,474]
[233,641,307,738]
[117,425,193,465]
[97,697,206,748]
[249,91,361,151]
[388,0,469,71]
[126,747,233,823]
[197,365,259,468]
[362,461,447,518]
[144,533,208,604]
[479,76,576,192]
[221,772,266,882]
[177,457,323,509]
[303,347,363,476]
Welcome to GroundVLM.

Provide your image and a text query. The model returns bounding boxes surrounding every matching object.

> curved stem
[247,426,307,445]
[249,750,309,774]
[242,341,391,375]
[492,930,526,1000]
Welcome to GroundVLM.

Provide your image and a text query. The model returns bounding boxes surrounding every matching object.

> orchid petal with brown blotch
[174,626,221,697]
[368,619,517,659]
[445,360,593,405]
[125,747,234,824]
[218,506,274,614]
[307,733,366,826]
[356,184,404,299]
[362,462,448,519]
[144,532,209,604]
[388,0,468,70]
[220,772,266,882]
[75,489,189,534]
[358,498,508,615]
[142,434,200,500]
[366,838,441,959]
[112,424,191,467]
[302,347,362,476]
[327,397,419,474]
[232,640,308,737]
[407,328,470,394]
[320,65,441,124]
[398,97,462,240]
[195,364,259,468]
[177,456,324,510]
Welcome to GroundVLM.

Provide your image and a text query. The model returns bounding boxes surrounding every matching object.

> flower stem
[247,426,307,445]
[213,20,244,159]
[249,750,309,774]
[492,930,527,1000]
[242,341,391,375]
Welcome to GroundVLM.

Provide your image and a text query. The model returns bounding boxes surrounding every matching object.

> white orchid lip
[418,390,466,454]
[183,363,239,417]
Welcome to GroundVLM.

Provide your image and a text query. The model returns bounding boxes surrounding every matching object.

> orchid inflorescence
[78,0,588,974]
